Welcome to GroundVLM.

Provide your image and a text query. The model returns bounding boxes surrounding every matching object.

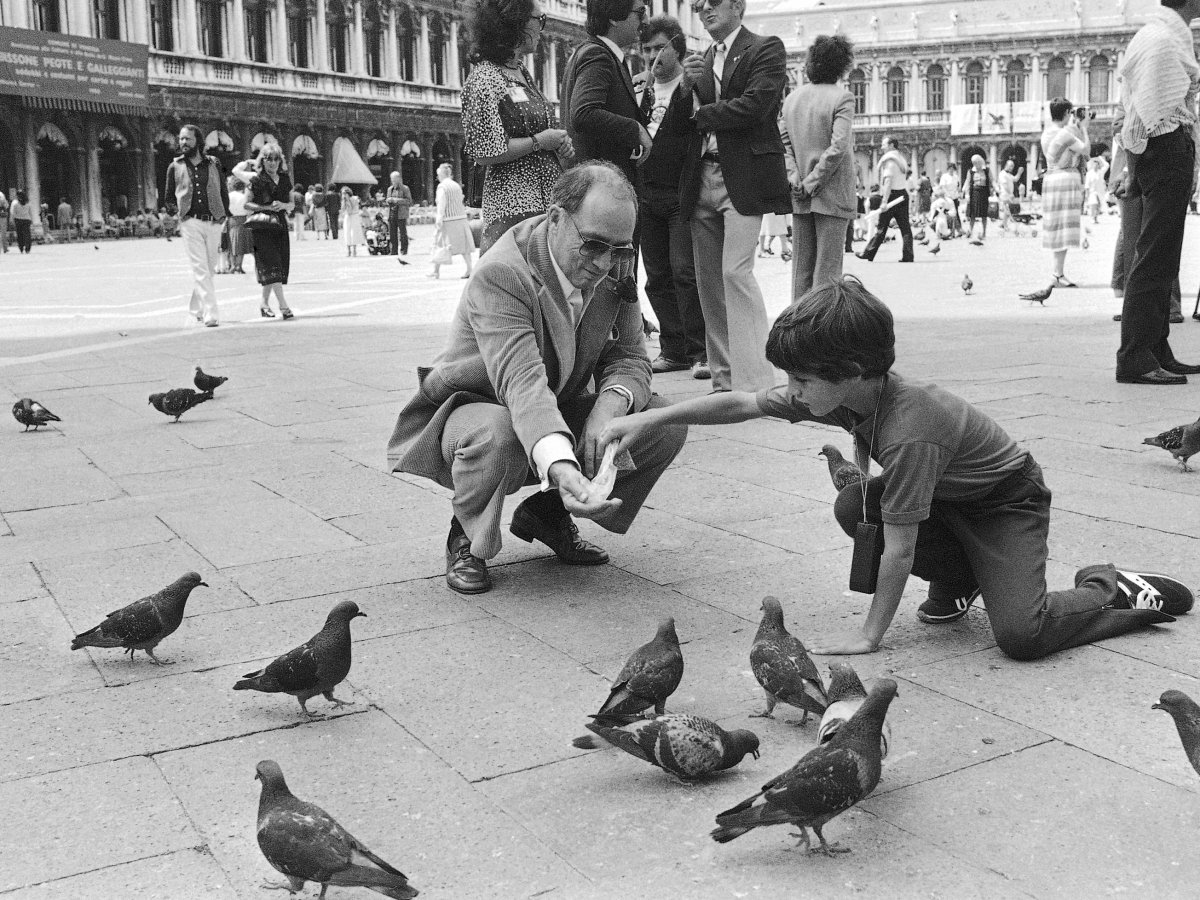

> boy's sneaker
[918,588,981,624]
[1110,570,1194,615]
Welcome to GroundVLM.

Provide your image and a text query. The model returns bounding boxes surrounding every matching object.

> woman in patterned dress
[462,0,575,254]
[237,144,296,320]
[1040,97,1090,287]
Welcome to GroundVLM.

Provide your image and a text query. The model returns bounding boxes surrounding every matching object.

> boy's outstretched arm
[810,521,919,655]
[597,390,763,454]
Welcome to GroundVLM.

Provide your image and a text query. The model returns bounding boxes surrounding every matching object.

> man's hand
[808,629,880,656]
[579,392,628,477]
[635,126,654,166]
[681,52,708,92]
[557,135,575,164]
[549,461,622,522]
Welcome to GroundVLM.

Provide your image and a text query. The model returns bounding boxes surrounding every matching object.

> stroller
[365,215,390,255]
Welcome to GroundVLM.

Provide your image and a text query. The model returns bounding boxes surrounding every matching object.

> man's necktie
[713,41,727,96]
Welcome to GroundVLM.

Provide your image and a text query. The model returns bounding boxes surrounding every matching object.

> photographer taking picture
[1038,97,1090,288]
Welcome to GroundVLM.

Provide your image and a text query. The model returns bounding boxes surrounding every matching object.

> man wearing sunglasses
[388,163,687,595]
[678,0,790,392]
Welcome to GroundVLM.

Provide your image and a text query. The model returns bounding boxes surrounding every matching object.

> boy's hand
[596,412,647,457]
[579,392,628,478]
[809,629,879,656]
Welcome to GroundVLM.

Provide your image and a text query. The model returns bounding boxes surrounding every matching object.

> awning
[251,131,278,151]
[98,125,129,149]
[205,129,234,151]
[400,139,421,157]
[21,95,147,116]
[36,123,69,147]
[367,138,390,158]
[292,134,320,159]
[153,128,178,148]
[329,136,378,185]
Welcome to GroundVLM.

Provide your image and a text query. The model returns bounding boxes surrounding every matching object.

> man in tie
[678,0,791,392]
[387,163,687,595]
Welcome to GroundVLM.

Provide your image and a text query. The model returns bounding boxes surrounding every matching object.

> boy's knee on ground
[991,621,1049,662]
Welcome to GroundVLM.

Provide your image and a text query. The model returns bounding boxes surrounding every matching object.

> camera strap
[857,375,886,524]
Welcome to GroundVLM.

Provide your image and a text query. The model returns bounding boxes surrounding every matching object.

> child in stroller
[366,212,390,255]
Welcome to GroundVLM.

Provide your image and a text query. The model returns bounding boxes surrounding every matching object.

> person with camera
[1039,99,1090,289]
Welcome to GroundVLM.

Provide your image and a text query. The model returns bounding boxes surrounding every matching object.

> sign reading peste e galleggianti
[0,25,147,108]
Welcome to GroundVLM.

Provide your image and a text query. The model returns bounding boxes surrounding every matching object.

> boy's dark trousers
[859,190,914,262]
[833,457,1171,660]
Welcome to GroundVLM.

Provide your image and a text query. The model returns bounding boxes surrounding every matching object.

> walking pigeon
[711,678,898,854]
[70,572,207,664]
[1143,416,1200,473]
[572,714,759,780]
[234,600,366,716]
[818,445,866,492]
[593,618,684,722]
[149,388,213,422]
[1019,284,1053,305]
[927,243,941,255]
[193,366,229,393]
[12,398,61,431]
[816,662,890,758]
[1153,690,1200,778]
[961,274,973,295]
[749,596,828,725]
[254,760,419,899]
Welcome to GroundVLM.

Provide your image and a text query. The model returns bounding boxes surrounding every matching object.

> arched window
[198,0,226,57]
[848,68,866,115]
[287,0,312,67]
[327,1,348,72]
[93,0,122,40]
[395,6,416,81]
[1046,56,1068,99]
[964,60,985,105]
[1089,54,1110,105]
[1005,59,1026,103]
[363,1,383,77]
[925,63,945,111]
[244,0,270,62]
[887,66,907,113]
[33,0,63,32]
[149,0,174,49]
[428,13,446,85]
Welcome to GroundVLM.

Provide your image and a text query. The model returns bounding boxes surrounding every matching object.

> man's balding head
[547,163,637,291]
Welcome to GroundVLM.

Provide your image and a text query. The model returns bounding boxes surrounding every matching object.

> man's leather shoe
[1116,368,1188,385]
[446,523,491,594]
[1161,360,1200,375]
[854,251,872,261]
[510,502,609,565]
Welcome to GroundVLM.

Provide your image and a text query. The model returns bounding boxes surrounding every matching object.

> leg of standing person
[398,219,409,257]
[641,190,689,368]
[858,199,899,262]
[893,193,914,261]
[181,218,211,322]
[201,221,222,323]
[389,211,400,255]
[812,213,849,289]
[791,212,818,300]
[665,193,707,371]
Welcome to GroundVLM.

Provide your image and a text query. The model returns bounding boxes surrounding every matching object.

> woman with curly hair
[461,0,574,253]
[234,144,296,319]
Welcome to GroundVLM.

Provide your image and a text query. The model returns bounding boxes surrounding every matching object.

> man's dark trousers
[390,211,409,256]
[860,190,914,261]
[1117,129,1194,377]
[641,185,705,364]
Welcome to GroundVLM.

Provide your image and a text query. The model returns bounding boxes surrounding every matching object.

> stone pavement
[2,218,1200,899]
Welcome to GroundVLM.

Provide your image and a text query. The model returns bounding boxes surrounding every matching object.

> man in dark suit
[560,0,653,186]
[387,163,687,595]
[679,0,790,391]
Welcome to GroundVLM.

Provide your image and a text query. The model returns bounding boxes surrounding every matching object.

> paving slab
[3,848,238,900]
[1,451,125,513]
[0,561,48,604]
[2,514,174,565]
[0,595,106,705]
[0,757,201,892]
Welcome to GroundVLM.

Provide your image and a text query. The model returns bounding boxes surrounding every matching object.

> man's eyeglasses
[690,0,726,11]
[528,12,547,29]
[634,5,647,18]
[565,211,637,263]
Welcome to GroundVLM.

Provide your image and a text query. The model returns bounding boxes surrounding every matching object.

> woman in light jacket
[780,34,857,299]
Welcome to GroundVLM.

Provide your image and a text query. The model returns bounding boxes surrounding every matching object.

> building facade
[746,0,1174,191]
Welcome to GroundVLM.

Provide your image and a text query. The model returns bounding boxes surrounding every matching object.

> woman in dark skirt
[961,154,993,244]
[238,143,295,319]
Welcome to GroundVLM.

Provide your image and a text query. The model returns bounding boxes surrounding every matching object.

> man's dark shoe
[510,501,609,565]
[651,355,690,374]
[1109,569,1193,615]
[446,519,491,594]
[1116,368,1187,385]
[1170,313,1185,324]
[1161,360,1200,375]
[918,588,981,624]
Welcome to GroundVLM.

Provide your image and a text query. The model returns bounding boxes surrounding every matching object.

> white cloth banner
[951,102,1049,135]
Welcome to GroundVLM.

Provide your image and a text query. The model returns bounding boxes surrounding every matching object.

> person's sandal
[280,308,294,320]
[260,306,275,318]
[1052,274,1077,288]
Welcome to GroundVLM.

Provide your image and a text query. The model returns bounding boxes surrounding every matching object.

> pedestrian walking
[325,182,341,240]
[961,154,993,243]
[237,144,295,320]
[164,124,229,326]
[857,136,914,262]
[428,164,476,279]
[226,175,250,274]
[290,182,307,240]
[10,190,34,253]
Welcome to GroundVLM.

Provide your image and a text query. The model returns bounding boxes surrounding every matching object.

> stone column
[1028,141,1039,194]
[131,0,150,43]
[909,61,922,113]
[448,19,461,88]
[22,119,41,217]
[276,0,292,65]
[315,0,329,70]
[1071,52,1082,100]
[351,0,365,75]
[384,5,397,79]
[868,63,882,115]
[69,0,93,36]
[988,143,998,171]
[183,0,201,54]
[423,133,435,200]
[418,11,431,83]
[989,56,1001,105]
[142,122,159,207]
[9,0,29,28]
[546,39,559,101]
[86,128,103,220]
[1029,55,1041,106]
[230,0,247,61]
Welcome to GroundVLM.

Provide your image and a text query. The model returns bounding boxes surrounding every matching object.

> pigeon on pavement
[593,618,684,723]
[194,366,229,393]
[149,388,213,422]
[818,444,866,492]
[1153,690,1200,778]
[1019,284,1053,305]
[711,678,898,854]
[961,274,973,295]
[572,714,759,780]
[70,572,207,664]
[817,662,890,758]
[750,596,828,725]
[12,398,61,431]
[927,243,941,255]
[255,760,419,899]
[1143,416,1200,473]
[234,601,366,716]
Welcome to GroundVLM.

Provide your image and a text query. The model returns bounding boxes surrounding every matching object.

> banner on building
[950,101,1048,136]
[0,25,148,112]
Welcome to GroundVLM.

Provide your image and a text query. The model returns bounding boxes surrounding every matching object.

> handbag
[246,211,284,233]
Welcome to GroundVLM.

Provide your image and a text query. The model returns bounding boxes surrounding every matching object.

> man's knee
[993,626,1047,662]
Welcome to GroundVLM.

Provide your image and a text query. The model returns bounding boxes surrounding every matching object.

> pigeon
[70,572,207,664]
[1019,284,1053,305]
[12,398,61,431]
[1153,690,1200,778]
[818,444,866,492]
[749,596,828,725]
[928,243,941,255]
[149,387,213,422]
[711,678,898,854]
[1143,416,1200,473]
[193,366,229,393]
[255,760,419,899]
[961,274,973,295]
[573,713,759,780]
[593,618,684,723]
[234,600,366,716]
[816,662,890,758]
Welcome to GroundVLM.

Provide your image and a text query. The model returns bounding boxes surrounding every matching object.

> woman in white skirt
[1039,98,1089,287]
[340,187,365,256]
[428,164,476,279]
[757,212,792,261]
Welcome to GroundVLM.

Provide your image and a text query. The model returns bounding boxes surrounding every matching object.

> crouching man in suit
[387,162,688,594]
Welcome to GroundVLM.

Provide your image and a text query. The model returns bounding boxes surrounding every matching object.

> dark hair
[805,34,853,84]
[469,0,535,65]
[765,276,896,381]
[640,15,685,57]
[1049,97,1073,121]
[179,123,202,144]
[16,190,28,204]
[587,0,635,37]
[881,135,897,150]
[551,160,637,213]
[946,162,957,171]
[1162,0,1188,8]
